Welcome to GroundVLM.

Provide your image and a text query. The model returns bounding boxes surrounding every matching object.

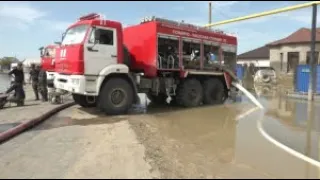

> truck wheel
[99,78,133,115]
[176,78,203,107]
[147,93,168,105]
[72,94,96,108]
[203,78,226,105]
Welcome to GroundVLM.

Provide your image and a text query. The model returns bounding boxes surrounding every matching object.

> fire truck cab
[54,13,238,115]
[39,44,58,86]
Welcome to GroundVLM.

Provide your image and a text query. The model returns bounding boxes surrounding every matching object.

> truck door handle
[111,55,117,58]
[87,47,98,52]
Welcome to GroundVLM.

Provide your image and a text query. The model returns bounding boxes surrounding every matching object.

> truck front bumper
[54,74,95,96]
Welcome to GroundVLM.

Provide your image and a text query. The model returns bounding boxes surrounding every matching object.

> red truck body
[53,13,239,115]
[55,18,124,75]
[40,44,57,72]
[123,19,237,77]
[55,16,237,78]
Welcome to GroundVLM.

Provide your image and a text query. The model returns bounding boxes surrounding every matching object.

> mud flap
[223,72,232,90]
[224,72,240,101]
[127,73,141,105]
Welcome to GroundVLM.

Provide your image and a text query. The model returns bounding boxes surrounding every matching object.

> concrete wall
[269,43,320,74]
[237,58,270,67]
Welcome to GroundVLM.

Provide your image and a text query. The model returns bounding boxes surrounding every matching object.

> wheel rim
[110,88,126,107]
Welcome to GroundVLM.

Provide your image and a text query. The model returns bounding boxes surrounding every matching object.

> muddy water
[15,72,318,178]
[29,87,320,179]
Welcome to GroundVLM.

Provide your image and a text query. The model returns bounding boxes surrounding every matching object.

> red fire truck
[39,44,58,86]
[54,13,238,115]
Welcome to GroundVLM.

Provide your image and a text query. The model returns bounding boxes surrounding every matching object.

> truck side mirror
[61,32,66,42]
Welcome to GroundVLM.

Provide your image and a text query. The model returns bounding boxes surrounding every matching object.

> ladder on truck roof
[140,16,237,37]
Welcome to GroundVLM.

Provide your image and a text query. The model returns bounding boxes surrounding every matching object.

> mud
[30,87,320,178]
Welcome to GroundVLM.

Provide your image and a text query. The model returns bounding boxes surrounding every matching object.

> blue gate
[236,64,244,80]
[295,65,320,93]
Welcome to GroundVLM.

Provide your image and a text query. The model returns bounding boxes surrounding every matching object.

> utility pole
[308,3,317,101]
[209,1,212,30]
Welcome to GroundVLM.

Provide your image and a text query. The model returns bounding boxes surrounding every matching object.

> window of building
[182,39,201,69]
[306,51,319,65]
[157,36,179,69]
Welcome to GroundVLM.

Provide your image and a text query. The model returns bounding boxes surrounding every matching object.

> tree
[0,57,20,70]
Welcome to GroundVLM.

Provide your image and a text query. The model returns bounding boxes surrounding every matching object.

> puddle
[27,82,320,178]
[263,96,320,162]
[33,91,246,131]
[126,96,320,178]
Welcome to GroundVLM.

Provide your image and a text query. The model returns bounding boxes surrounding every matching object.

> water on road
[0,87,320,178]
[0,73,320,178]
[0,74,10,92]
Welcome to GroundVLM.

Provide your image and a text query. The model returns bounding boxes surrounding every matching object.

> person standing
[6,62,25,106]
[29,64,40,100]
[38,66,48,101]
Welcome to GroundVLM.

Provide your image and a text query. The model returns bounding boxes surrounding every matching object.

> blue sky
[0,1,318,60]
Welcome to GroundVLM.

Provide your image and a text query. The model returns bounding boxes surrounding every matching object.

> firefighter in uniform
[38,66,48,101]
[6,62,25,105]
[29,64,40,100]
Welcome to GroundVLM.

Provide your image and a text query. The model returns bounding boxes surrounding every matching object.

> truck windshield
[46,48,56,58]
[61,24,89,45]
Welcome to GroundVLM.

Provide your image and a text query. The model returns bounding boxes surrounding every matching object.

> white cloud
[40,20,71,32]
[0,2,70,31]
[277,8,320,24]
[0,2,45,24]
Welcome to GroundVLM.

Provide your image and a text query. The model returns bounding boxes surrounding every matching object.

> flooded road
[0,74,10,92]
[0,85,320,178]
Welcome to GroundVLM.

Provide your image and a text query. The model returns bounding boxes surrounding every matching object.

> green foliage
[0,57,20,70]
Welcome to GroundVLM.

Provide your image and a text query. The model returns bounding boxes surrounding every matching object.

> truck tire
[72,94,96,108]
[98,78,133,115]
[176,78,203,107]
[203,78,226,105]
[147,93,168,105]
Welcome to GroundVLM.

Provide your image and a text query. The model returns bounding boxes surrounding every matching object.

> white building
[237,46,270,67]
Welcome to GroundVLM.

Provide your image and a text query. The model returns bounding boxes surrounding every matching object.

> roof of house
[267,27,320,46]
[237,45,269,60]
